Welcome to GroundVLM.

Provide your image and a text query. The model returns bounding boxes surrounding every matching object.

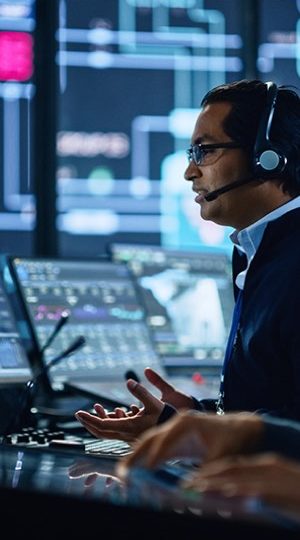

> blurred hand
[183,453,300,516]
[116,411,264,477]
[75,368,195,442]
[68,460,121,490]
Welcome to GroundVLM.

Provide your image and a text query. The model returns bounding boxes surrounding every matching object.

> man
[75,79,300,441]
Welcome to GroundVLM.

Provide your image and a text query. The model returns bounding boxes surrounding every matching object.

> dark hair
[201,79,300,195]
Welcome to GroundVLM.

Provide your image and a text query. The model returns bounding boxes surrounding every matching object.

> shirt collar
[230,196,300,261]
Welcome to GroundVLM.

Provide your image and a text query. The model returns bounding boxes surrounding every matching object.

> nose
[184,160,199,182]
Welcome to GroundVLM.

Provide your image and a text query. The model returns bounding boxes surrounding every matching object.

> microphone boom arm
[204,176,256,202]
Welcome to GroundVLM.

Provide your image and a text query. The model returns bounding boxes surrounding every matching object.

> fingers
[92,404,131,419]
[74,413,135,441]
[93,403,128,419]
[75,410,129,430]
[182,454,279,495]
[75,408,147,442]
[126,379,164,413]
[129,404,140,416]
[114,408,127,418]
[144,367,175,393]
[93,404,108,418]
[80,379,164,422]
[116,430,158,480]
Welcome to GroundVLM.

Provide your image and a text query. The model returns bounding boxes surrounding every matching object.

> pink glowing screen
[0,31,33,81]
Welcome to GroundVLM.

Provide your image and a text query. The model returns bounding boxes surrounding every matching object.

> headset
[253,81,287,178]
[204,81,292,202]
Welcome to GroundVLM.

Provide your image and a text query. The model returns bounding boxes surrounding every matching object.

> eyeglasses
[186,142,243,166]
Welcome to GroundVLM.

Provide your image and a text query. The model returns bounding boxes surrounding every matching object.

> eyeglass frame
[186,141,244,166]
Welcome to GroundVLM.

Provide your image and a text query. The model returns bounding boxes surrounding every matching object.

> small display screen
[110,244,234,368]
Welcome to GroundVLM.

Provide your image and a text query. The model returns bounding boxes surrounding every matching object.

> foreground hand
[184,453,300,515]
[75,368,195,442]
[116,411,264,476]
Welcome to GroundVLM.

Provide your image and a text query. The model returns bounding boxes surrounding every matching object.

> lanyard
[216,289,243,415]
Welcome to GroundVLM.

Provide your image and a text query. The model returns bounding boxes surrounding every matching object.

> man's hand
[184,453,300,516]
[75,368,195,442]
[116,411,264,476]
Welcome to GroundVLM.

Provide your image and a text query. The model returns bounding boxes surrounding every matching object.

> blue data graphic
[56,0,244,255]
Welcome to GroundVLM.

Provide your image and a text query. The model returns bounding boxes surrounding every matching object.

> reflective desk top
[0,443,299,539]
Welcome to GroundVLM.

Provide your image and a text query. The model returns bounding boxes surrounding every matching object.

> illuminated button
[192,372,205,385]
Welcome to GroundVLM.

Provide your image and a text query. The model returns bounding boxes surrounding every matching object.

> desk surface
[0,444,299,538]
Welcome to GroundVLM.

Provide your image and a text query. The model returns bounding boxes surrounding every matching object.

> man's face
[184,101,254,229]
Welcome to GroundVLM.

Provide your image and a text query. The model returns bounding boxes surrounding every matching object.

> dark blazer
[198,208,300,420]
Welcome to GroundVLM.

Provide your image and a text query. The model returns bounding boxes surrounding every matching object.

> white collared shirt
[230,196,300,290]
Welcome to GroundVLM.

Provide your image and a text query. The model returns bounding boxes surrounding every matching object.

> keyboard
[1,426,132,459]
[39,322,161,380]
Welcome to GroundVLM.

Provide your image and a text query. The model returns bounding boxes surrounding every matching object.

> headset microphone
[204,176,255,202]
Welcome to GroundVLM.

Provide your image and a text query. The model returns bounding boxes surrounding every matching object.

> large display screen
[257,0,300,88]
[56,0,244,256]
[0,0,36,254]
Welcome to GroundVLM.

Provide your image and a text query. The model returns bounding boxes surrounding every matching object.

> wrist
[232,413,264,453]
[157,403,177,425]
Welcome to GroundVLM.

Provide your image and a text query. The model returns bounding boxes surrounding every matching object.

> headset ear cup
[255,148,287,177]
[253,82,288,179]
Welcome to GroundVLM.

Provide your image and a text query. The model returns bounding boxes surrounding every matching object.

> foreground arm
[183,453,300,517]
[116,411,264,475]
[117,410,300,475]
